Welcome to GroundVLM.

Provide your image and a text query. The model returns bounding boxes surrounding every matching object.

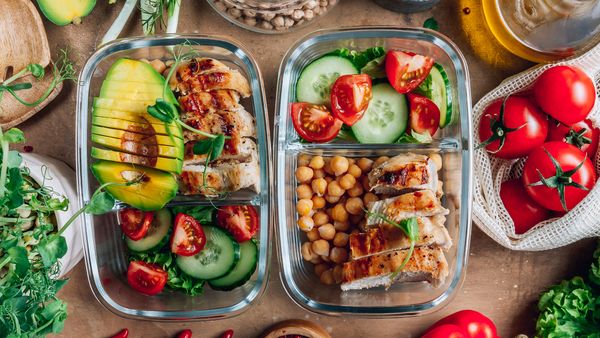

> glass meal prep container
[274,27,473,316]
[75,35,271,320]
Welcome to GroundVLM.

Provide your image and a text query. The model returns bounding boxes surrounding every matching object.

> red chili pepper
[111,329,129,338]
[176,329,193,338]
[422,310,498,338]
[221,329,234,338]
[422,324,468,338]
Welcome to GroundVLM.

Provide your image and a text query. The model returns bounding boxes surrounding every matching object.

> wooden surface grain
[17,0,597,337]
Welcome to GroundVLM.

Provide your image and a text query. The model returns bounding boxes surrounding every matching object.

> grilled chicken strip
[341,246,449,290]
[179,159,260,196]
[366,190,449,227]
[184,138,257,165]
[178,90,241,114]
[180,107,255,143]
[368,154,438,195]
[169,58,251,97]
[349,216,451,260]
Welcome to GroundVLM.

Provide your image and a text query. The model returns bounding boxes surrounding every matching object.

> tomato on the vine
[478,96,548,159]
[523,142,596,211]
[500,179,551,234]
[330,74,372,126]
[291,103,342,143]
[547,119,599,160]
[385,51,434,94]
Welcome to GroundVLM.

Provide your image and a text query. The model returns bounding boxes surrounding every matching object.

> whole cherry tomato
[547,119,599,160]
[500,179,551,234]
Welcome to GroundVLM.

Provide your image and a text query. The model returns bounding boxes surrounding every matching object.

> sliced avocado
[91,147,183,174]
[99,83,172,102]
[91,160,177,211]
[91,134,183,159]
[91,126,184,147]
[93,97,156,114]
[91,116,181,136]
[93,108,170,128]
[36,0,96,26]
[102,59,170,87]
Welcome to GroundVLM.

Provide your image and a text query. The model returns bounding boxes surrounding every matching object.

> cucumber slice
[296,55,358,105]
[125,209,172,252]
[351,83,408,144]
[209,239,258,291]
[430,64,453,127]
[176,226,240,280]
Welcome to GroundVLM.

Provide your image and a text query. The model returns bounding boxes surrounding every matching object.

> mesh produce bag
[473,43,600,251]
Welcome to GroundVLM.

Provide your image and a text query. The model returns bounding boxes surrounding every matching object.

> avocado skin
[36,0,96,26]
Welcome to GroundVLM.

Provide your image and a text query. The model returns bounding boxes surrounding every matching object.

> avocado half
[36,0,96,26]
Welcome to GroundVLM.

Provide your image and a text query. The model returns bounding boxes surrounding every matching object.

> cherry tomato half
[547,119,599,160]
[408,93,440,136]
[291,103,342,143]
[523,142,596,211]
[126,261,167,296]
[330,74,372,126]
[533,65,596,125]
[478,96,548,159]
[119,208,154,241]
[217,206,259,243]
[170,213,206,256]
[385,50,434,94]
[500,179,551,234]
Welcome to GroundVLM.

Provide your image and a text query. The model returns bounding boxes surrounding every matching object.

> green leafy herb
[423,17,439,31]
[395,130,432,144]
[327,47,386,70]
[360,55,386,79]
[336,124,358,142]
[416,73,433,98]
[141,0,181,35]
[170,205,215,224]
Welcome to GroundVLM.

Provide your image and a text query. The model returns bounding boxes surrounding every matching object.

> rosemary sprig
[141,0,181,35]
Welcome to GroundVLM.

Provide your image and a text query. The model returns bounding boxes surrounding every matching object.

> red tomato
[126,261,167,296]
[177,329,193,338]
[330,74,372,126]
[217,206,259,242]
[478,96,548,159]
[170,213,206,256]
[220,329,234,338]
[523,142,596,211]
[385,50,434,94]
[533,65,596,125]
[547,119,599,160]
[423,310,498,338]
[422,324,468,338]
[291,103,342,143]
[500,179,551,234]
[110,329,129,338]
[119,208,154,241]
[408,93,441,136]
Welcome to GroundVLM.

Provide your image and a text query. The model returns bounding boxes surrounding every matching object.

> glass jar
[207,0,338,34]
[482,0,600,62]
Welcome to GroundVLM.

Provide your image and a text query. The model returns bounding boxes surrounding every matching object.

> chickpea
[312,239,330,256]
[297,199,313,216]
[333,264,344,284]
[306,228,320,241]
[325,194,341,204]
[345,197,364,215]
[333,232,349,247]
[349,214,364,226]
[321,255,331,263]
[298,154,311,166]
[149,59,167,73]
[297,216,314,232]
[318,223,336,240]
[312,195,326,209]
[327,181,345,197]
[325,208,333,219]
[314,263,329,277]
[330,247,348,264]
[301,242,317,261]
[338,174,356,190]
[324,176,334,184]
[363,192,379,205]
[311,178,327,196]
[320,269,335,285]
[348,158,356,165]
[332,203,349,222]
[313,168,326,179]
[310,255,323,264]
[347,182,364,197]
[309,155,325,169]
[330,156,349,176]
[373,156,390,167]
[323,158,335,175]
[296,184,312,200]
[361,176,371,191]
[312,211,329,226]
[429,153,443,171]
[357,157,374,172]
[348,164,362,178]
[295,166,314,183]
[333,221,350,232]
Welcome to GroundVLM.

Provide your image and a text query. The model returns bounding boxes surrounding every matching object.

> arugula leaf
[38,235,67,268]
[423,17,439,31]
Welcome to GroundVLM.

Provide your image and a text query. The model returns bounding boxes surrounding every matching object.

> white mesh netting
[473,43,600,251]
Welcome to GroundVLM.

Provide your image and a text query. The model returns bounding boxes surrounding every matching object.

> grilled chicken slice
[349,216,451,260]
[341,246,449,290]
[366,190,449,227]
[184,138,257,164]
[169,58,251,97]
[368,154,438,195]
[181,107,255,143]
[179,159,260,196]
[178,90,241,114]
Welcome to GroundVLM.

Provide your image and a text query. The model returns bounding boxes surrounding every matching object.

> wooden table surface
[21,0,596,337]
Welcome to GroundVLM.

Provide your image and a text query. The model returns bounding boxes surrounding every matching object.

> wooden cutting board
[0,0,62,129]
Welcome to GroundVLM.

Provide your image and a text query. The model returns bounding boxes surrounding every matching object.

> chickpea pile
[295,154,390,285]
